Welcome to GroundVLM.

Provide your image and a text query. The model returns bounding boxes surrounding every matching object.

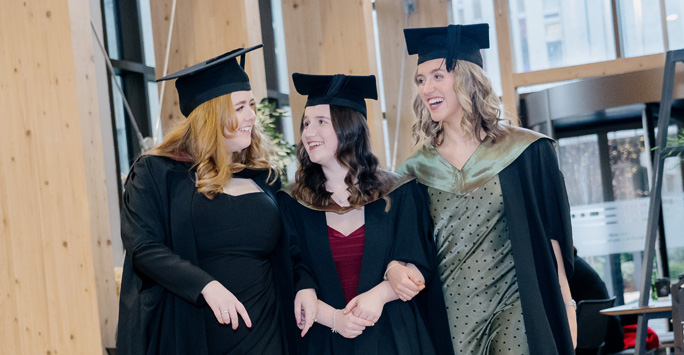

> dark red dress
[328,226,365,302]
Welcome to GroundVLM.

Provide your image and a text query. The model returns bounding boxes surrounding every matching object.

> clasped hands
[294,261,425,339]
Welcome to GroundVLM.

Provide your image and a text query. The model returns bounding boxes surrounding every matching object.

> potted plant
[256,98,296,181]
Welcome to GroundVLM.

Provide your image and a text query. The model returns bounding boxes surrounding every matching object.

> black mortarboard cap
[157,44,263,117]
[292,73,378,117]
[404,24,489,70]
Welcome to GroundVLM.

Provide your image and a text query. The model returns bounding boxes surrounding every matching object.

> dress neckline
[327,225,365,238]
[435,136,488,173]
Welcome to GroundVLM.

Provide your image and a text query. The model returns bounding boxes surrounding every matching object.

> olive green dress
[399,127,547,354]
[429,176,528,354]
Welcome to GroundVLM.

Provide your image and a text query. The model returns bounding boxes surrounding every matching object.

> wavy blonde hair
[149,93,276,198]
[412,60,509,147]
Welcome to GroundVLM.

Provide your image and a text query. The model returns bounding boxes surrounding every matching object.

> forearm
[131,244,215,303]
[315,300,338,330]
[552,240,577,347]
[371,280,400,303]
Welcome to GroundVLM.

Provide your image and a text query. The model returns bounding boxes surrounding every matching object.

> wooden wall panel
[281,0,386,167]
[69,0,119,350]
[151,0,266,135]
[0,0,106,353]
[376,0,449,169]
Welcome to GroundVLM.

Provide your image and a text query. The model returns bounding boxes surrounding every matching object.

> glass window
[558,134,615,297]
[147,81,161,142]
[138,0,157,67]
[559,129,655,303]
[662,125,684,280]
[618,0,665,57]
[111,75,129,184]
[509,0,616,72]
[103,0,120,60]
[607,129,650,301]
[665,0,684,50]
[451,0,502,96]
[608,129,649,200]
[558,134,603,206]
[103,0,159,193]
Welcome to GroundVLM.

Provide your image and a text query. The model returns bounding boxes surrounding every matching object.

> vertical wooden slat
[375,0,449,169]
[151,0,266,134]
[281,0,386,167]
[493,0,519,125]
[0,0,105,353]
[69,0,119,350]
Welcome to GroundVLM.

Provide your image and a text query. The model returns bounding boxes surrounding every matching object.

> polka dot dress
[429,175,530,354]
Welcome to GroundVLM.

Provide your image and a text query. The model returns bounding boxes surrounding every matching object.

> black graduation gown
[278,178,453,355]
[116,155,296,355]
[498,138,575,355]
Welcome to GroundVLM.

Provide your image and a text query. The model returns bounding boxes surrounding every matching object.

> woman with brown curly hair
[394,24,577,354]
[117,45,296,355]
[278,73,452,354]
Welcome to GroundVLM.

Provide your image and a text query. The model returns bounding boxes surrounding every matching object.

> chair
[576,296,617,355]
[673,277,684,355]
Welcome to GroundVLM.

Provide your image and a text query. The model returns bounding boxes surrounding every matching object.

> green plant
[257,98,296,179]
[671,127,684,150]
[652,127,684,157]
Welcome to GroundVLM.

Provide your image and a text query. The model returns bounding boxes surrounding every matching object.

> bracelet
[383,262,400,281]
[564,299,576,310]
[332,309,339,333]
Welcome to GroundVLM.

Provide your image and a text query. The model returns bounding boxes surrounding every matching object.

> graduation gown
[399,127,575,355]
[278,176,453,355]
[116,155,296,355]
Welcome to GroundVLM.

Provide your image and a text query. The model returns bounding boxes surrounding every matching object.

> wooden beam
[69,0,119,350]
[151,0,266,134]
[493,0,519,125]
[0,0,106,353]
[375,0,449,169]
[281,0,387,167]
[512,53,666,88]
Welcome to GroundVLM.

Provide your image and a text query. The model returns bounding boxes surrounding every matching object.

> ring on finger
[221,309,229,314]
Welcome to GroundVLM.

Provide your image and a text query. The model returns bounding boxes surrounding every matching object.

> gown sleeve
[277,191,318,293]
[533,139,575,279]
[387,180,436,283]
[394,181,454,355]
[121,156,215,305]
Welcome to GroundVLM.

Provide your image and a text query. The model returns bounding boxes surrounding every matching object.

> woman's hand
[295,288,318,337]
[343,288,386,324]
[385,261,425,301]
[314,300,374,339]
[201,280,252,330]
[335,310,375,339]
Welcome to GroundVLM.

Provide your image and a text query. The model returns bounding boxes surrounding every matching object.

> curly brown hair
[291,105,394,208]
[148,93,276,198]
[412,60,509,147]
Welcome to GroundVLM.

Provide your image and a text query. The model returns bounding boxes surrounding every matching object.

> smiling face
[301,104,339,168]
[415,58,463,125]
[224,90,256,153]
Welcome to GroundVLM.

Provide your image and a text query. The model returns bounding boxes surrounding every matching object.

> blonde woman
[117,45,294,355]
[394,24,577,354]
